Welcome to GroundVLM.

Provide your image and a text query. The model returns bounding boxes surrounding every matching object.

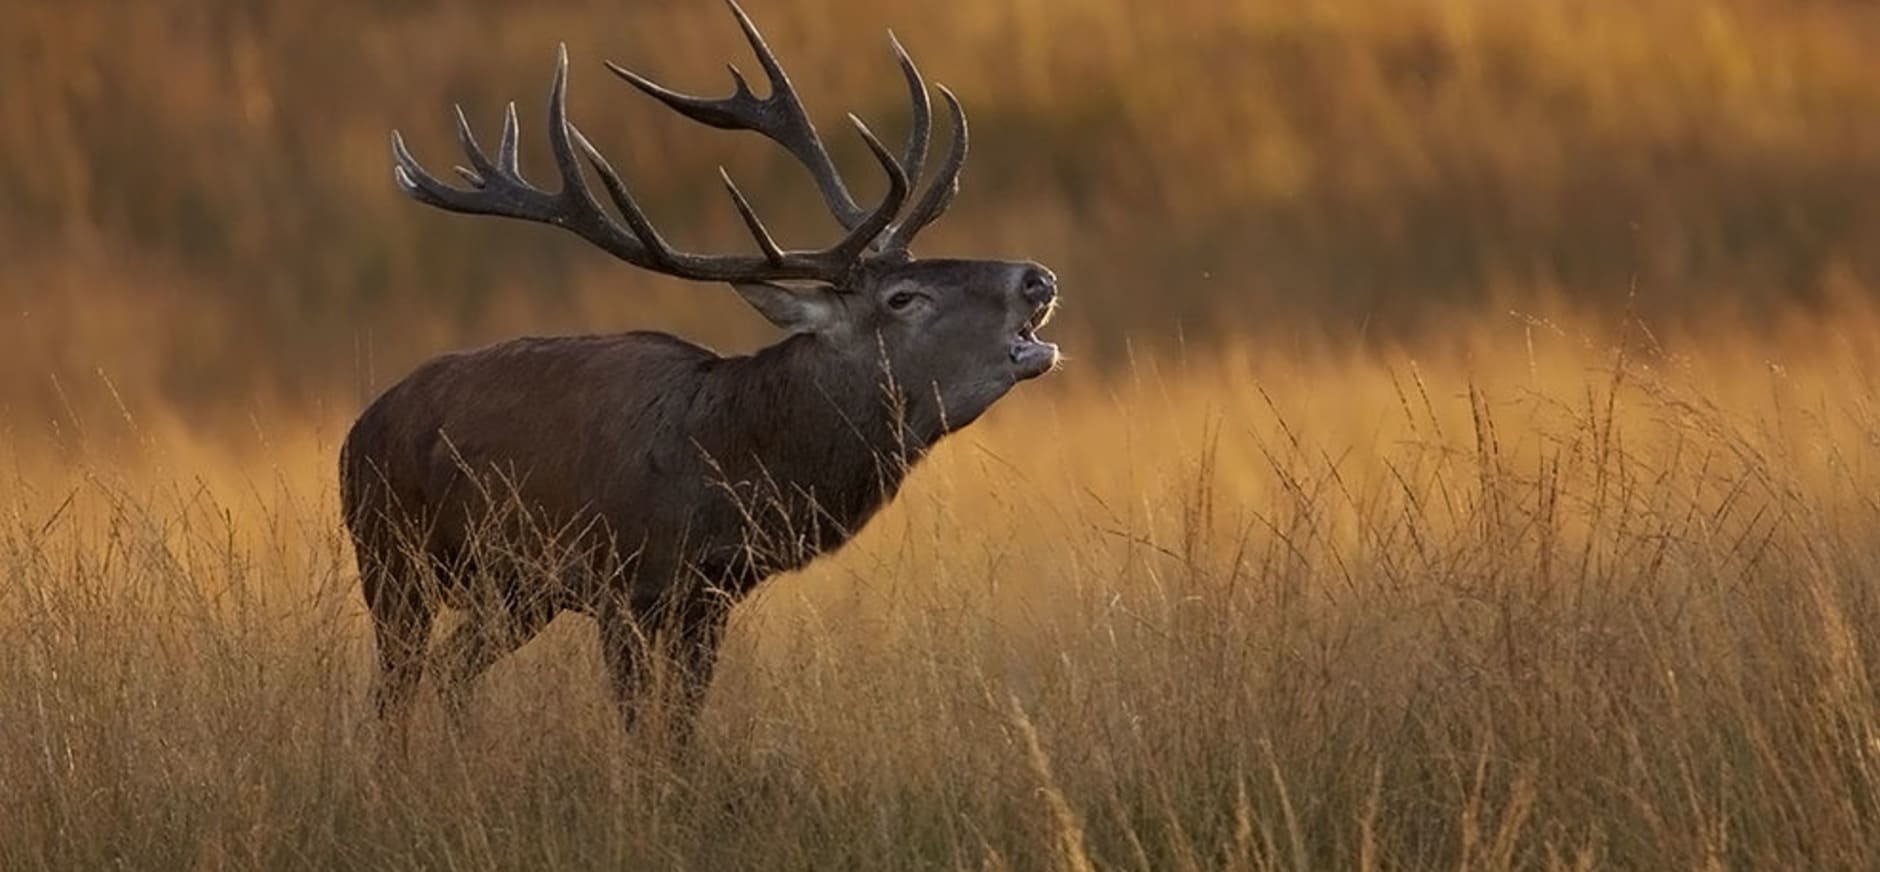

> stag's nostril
[1019,266,1057,305]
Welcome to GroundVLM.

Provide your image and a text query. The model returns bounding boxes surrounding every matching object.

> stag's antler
[390,0,968,286]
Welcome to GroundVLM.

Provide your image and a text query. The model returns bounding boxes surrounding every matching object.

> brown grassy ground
[8,304,1880,869]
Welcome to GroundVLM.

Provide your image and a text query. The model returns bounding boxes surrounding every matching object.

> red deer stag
[342,1,1059,744]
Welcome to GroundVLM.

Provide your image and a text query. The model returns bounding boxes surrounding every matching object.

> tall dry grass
[7,305,1880,869]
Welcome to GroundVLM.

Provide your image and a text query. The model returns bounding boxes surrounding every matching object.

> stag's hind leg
[361,551,437,754]
[431,586,559,730]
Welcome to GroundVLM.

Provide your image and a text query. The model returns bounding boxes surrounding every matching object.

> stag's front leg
[595,589,731,741]
[670,595,732,723]
[596,594,653,734]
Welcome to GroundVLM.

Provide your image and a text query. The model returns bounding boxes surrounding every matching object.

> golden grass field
[11,305,1880,869]
[9,0,1880,868]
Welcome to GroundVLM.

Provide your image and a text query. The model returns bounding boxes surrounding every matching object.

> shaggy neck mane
[690,333,938,549]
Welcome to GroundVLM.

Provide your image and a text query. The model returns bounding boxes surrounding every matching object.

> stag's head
[391,0,1059,431]
[732,255,1059,432]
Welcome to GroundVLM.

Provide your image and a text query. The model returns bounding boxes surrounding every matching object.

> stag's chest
[670,449,907,583]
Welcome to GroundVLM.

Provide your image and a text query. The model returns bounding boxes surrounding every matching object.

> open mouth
[1009,304,1060,379]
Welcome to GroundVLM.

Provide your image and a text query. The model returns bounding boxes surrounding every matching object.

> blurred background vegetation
[5,0,1880,430]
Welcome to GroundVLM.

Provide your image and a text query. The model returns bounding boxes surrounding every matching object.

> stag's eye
[886,290,922,311]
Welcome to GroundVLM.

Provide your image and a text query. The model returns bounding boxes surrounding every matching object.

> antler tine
[884,84,967,253]
[496,102,522,177]
[718,167,786,266]
[544,46,689,271]
[830,114,911,264]
[887,31,931,206]
[448,105,497,186]
[604,0,872,231]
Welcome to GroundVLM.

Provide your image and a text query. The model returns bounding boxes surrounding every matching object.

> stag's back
[340,332,724,574]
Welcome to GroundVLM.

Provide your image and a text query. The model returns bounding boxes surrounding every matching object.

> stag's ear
[733,282,845,335]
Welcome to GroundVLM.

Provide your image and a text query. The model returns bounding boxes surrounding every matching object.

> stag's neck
[695,333,935,519]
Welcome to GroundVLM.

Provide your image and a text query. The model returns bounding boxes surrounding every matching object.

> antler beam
[390,0,965,286]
